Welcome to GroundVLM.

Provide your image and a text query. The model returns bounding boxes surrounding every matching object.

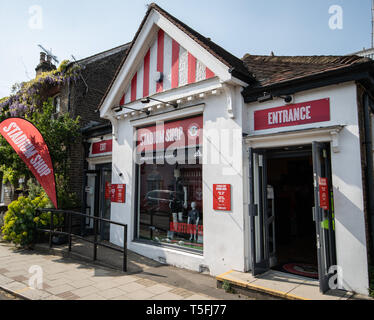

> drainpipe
[363,93,374,264]
[80,138,90,236]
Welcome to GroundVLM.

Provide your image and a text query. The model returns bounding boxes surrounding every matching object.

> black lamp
[141,97,178,108]
[112,105,150,116]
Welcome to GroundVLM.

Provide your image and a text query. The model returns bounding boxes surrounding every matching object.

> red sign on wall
[213,184,231,211]
[254,98,330,131]
[111,184,126,203]
[137,115,203,153]
[319,177,329,211]
[91,139,112,155]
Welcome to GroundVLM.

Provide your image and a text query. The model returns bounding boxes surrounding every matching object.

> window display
[135,115,203,252]
[137,163,203,251]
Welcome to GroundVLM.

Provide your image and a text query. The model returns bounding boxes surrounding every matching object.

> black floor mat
[272,262,319,279]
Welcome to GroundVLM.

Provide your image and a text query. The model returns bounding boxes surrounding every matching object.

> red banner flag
[0,118,58,208]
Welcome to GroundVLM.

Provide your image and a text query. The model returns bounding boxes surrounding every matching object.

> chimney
[40,52,46,64]
[35,52,56,76]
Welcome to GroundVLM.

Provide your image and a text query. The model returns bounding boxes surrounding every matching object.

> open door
[312,142,337,293]
[249,148,274,276]
[98,165,112,241]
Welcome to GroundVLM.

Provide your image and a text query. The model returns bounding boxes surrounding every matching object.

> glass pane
[137,162,203,252]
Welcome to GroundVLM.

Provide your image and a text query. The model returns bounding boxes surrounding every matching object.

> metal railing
[35,208,128,272]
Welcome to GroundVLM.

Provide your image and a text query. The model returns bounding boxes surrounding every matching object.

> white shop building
[98,4,374,295]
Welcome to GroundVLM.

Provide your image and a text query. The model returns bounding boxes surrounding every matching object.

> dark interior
[267,152,318,267]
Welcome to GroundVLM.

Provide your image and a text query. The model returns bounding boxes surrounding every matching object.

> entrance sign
[111,184,126,203]
[0,118,58,208]
[254,98,330,131]
[319,177,330,210]
[213,184,231,211]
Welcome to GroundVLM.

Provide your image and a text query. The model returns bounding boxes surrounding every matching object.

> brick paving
[0,242,250,300]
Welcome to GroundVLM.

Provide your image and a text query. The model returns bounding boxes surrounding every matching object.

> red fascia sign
[0,118,58,208]
[136,115,203,153]
[111,184,126,203]
[213,184,231,211]
[91,139,112,156]
[319,177,329,211]
[254,98,330,131]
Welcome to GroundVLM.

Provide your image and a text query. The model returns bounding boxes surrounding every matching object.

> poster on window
[105,182,111,200]
[319,177,329,211]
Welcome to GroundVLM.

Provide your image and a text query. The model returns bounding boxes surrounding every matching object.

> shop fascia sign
[254,98,330,131]
[136,115,203,153]
[90,139,113,157]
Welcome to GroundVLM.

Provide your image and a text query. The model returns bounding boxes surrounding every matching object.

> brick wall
[61,48,128,206]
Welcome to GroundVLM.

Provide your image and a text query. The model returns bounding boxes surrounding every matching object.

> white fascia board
[100,11,159,118]
[115,77,223,115]
[245,125,344,149]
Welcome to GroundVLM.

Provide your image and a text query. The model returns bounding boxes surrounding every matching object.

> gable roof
[151,4,254,82]
[68,43,130,125]
[97,3,255,112]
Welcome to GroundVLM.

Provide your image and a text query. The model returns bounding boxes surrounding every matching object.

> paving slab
[0,241,250,300]
[216,270,364,300]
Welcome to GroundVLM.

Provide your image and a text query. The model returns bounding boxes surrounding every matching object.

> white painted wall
[246,82,369,295]
[108,82,247,277]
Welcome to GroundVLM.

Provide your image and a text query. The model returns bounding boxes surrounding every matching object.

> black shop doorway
[249,143,336,291]
[267,148,318,277]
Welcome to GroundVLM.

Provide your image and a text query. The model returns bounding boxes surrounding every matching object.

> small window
[0,183,4,205]
[53,95,61,114]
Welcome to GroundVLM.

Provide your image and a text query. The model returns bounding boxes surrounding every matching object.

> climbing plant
[0,60,81,200]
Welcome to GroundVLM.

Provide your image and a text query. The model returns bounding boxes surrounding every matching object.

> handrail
[35,208,128,272]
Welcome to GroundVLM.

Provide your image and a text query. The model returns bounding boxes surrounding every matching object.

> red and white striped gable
[119,29,216,106]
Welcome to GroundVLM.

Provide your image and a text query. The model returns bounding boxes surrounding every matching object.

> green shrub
[1,192,63,247]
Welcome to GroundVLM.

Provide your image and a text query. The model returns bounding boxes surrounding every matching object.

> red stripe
[131,73,137,102]
[157,29,164,93]
[120,93,125,105]
[171,40,180,89]
[143,49,150,97]
[206,67,215,79]
[188,53,196,84]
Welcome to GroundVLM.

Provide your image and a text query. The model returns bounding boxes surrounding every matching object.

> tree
[0,61,81,206]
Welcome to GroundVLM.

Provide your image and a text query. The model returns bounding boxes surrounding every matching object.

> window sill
[133,239,204,256]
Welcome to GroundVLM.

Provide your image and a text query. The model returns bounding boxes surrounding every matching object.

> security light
[141,97,178,108]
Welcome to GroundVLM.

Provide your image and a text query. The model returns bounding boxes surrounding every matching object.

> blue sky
[0,0,371,97]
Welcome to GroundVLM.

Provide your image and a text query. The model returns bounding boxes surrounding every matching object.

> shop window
[135,115,204,252]
[137,162,203,252]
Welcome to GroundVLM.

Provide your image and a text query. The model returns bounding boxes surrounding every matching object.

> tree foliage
[0,60,81,199]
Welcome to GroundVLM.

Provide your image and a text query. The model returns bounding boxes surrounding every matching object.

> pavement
[217,269,374,301]
[0,288,19,300]
[0,240,253,301]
